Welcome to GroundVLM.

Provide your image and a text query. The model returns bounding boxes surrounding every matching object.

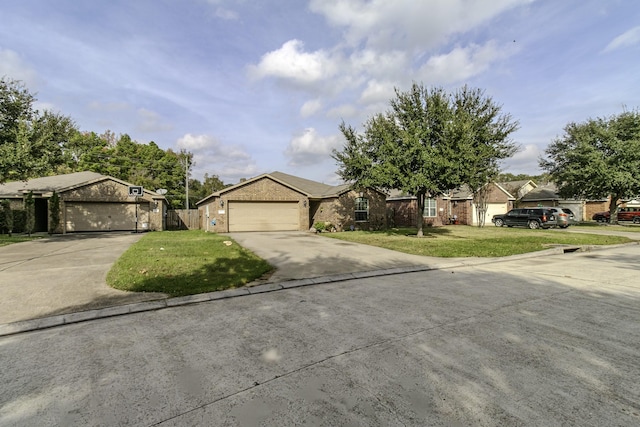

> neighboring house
[627,198,640,208]
[386,182,515,227]
[195,171,387,233]
[0,171,166,233]
[517,183,607,221]
[498,180,537,200]
[448,183,515,226]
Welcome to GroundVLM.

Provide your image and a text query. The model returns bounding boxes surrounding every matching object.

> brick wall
[387,195,449,227]
[312,189,387,231]
[585,200,609,220]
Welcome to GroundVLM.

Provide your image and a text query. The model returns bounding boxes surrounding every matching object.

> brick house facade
[387,183,514,227]
[0,172,166,233]
[196,171,388,233]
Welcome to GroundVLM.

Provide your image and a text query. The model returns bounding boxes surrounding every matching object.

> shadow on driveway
[0,232,167,324]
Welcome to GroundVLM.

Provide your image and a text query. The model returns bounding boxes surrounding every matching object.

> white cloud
[300,99,322,117]
[285,128,342,166]
[503,143,542,174]
[248,39,337,85]
[309,0,532,51]
[348,49,409,80]
[359,79,396,104]
[417,41,512,85]
[249,1,524,125]
[177,133,257,182]
[603,26,640,53]
[0,48,39,88]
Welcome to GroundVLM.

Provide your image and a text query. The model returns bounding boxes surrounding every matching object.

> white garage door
[66,202,149,232]
[229,201,299,232]
[473,203,508,226]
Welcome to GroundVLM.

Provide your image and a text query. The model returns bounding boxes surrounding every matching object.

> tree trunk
[416,190,425,237]
[473,185,489,227]
[609,195,620,224]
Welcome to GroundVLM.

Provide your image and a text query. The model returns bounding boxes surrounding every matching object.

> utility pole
[185,155,189,210]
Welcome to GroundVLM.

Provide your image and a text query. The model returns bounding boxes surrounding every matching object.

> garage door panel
[472,203,508,226]
[65,202,149,232]
[229,202,299,232]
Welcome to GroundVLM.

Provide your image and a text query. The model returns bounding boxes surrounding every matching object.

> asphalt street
[1,244,639,426]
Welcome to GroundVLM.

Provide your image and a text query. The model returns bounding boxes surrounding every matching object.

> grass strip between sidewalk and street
[107,230,272,297]
[321,226,632,257]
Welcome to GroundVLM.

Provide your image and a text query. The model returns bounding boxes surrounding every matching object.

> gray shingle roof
[196,171,361,205]
[0,172,163,199]
[0,171,105,196]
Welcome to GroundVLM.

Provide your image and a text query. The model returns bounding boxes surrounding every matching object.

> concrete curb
[1,242,636,337]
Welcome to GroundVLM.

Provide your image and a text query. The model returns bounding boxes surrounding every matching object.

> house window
[424,198,437,217]
[355,197,369,221]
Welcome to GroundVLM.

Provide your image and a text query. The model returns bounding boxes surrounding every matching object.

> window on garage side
[424,198,437,217]
[355,197,369,221]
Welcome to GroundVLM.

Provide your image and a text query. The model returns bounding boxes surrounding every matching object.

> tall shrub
[1,200,13,236]
[48,191,60,234]
[24,191,35,236]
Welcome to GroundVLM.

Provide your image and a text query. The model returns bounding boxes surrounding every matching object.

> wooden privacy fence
[166,209,200,230]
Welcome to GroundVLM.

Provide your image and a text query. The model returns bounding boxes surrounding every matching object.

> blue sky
[2,0,639,184]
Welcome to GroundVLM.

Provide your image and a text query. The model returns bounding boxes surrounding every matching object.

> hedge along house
[196,171,388,233]
[0,171,167,233]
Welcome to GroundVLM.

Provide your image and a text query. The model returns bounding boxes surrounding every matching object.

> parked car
[542,207,571,228]
[593,208,640,223]
[492,208,556,229]
[592,211,609,222]
[561,208,576,224]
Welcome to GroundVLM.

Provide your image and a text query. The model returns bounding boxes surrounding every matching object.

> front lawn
[107,230,273,297]
[575,222,640,232]
[0,235,42,247]
[322,226,632,257]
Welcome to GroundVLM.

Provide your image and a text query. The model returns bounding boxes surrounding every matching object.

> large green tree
[188,173,227,206]
[333,83,519,236]
[1,79,219,208]
[540,110,640,223]
[1,78,78,182]
[1,78,35,182]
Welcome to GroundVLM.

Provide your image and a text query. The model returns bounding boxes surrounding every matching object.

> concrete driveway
[0,233,166,324]
[230,231,467,283]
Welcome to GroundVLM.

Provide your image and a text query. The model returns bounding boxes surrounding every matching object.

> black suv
[492,208,556,229]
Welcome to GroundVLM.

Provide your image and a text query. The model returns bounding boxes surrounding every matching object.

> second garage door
[66,202,149,232]
[228,201,299,232]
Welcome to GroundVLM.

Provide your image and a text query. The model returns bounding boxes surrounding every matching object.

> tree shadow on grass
[112,255,273,297]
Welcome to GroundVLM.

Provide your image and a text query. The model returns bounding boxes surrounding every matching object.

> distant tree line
[0,77,226,208]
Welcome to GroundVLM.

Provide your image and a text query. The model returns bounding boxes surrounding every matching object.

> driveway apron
[229,231,466,283]
[0,233,166,324]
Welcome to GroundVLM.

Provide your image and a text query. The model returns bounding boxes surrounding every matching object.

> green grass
[322,226,632,257]
[574,222,640,232]
[0,235,42,247]
[107,230,273,297]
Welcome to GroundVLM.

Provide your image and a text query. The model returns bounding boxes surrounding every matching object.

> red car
[592,208,640,223]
